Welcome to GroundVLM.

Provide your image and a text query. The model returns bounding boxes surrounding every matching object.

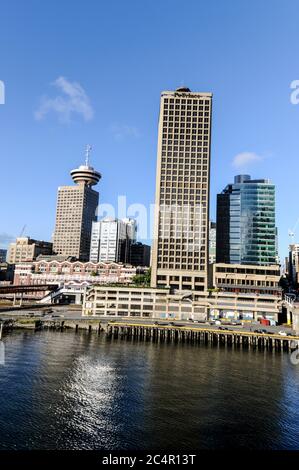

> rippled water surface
[1,329,299,450]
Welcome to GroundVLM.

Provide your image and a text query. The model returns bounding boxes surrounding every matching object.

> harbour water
[1,329,299,450]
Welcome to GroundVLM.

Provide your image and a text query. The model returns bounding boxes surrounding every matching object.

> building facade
[288,244,299,287]
[209,221,216,264]
[13,259,145,287]
[216,175,277,265]
[130,242,151,267]
[89,218,136,263]
[83,285,281,322]
[84,286,207,319]
[213,263,282,296]
[7,237,52,264]
[0,249,7,263]
[0,262,14,283]
[52,150,101,261]
[151,87,212,291]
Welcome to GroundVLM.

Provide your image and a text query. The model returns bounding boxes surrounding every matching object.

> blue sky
[0,0,299,260]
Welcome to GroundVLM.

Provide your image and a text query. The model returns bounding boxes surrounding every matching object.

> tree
[132,268,151,287]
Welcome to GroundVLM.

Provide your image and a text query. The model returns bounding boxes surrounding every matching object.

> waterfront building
[52,147,101,261]
[151,87,212,291]
[7,237,52,264]
[0,249,7,263]
[84,286,205,319]
[209,221,216,264]
[216,175,277,265]
[13,259,145,287]
[130,242,151,267]
[89,218,136,263]
[213,263,282,296]
[83,285,281,322]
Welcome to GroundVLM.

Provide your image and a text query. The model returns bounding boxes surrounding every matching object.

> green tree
[131,268,151,287]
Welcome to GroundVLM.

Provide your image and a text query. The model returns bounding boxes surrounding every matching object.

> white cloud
[34,76,94,123]
[0,232,14,248]
[232,152,263,169]
[110,123,140,141]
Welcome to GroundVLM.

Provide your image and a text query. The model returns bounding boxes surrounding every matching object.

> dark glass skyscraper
[216,175,277,265]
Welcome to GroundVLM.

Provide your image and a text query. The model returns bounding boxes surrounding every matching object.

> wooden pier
[105,322,299,352]
[3,317,299,353]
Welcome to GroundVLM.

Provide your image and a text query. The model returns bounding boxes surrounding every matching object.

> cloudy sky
[0,0,299,259]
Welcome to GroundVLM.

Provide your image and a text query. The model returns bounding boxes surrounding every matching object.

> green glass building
[216,175,277,265]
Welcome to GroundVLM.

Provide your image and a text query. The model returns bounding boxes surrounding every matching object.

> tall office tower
[216,175,277,265]
[53,147,101,261]
[89,218,136,263]
[151,87,212,291]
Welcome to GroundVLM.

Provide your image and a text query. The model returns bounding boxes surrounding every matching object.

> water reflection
[0,330,299,450]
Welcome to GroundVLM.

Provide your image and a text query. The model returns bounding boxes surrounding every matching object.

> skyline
[1,0,299,260]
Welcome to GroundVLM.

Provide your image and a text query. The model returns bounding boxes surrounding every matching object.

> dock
[105,322,299,352]
[2,317,299,353]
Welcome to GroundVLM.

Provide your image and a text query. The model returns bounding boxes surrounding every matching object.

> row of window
[164,97,210,104]
[217,278,278,287]
[157,263,205,270]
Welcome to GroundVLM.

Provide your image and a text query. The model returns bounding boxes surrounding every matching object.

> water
[1,329,299,450]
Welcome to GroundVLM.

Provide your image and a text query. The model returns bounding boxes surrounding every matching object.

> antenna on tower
[85,144,92,166]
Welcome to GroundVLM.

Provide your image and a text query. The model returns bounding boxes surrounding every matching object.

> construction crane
[288,218,299,244]
[19,224,27,237]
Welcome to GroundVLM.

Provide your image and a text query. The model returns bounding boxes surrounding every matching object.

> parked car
[278,331,287,336]
[219,326,229,331]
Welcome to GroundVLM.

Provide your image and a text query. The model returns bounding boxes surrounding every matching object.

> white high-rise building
[89,221,102,263]
[89,218,136,263]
